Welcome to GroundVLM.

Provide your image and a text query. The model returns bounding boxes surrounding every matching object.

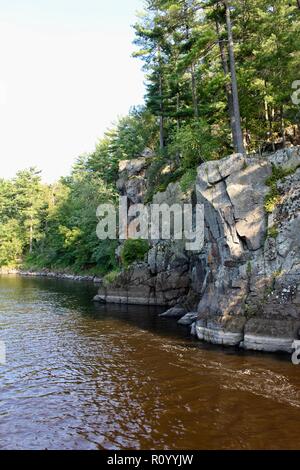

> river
[0,275,300,450]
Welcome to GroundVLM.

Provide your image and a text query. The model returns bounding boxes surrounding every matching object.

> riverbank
[1,267,296,356]
[0,267,102,284]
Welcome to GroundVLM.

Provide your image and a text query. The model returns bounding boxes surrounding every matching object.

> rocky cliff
[95,147,300,353]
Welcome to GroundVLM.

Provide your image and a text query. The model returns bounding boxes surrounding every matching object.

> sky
[0,0,145,182]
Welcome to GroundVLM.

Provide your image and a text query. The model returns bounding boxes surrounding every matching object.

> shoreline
[0,268,102,284]
[92,290,297,356]
[1,268,296,357]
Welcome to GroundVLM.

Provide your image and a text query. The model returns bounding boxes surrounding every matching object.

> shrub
[267,226,279,239]
[103,269,121,287]
[180,168,197,193]
[265,193,281,213]
[92,239,118,274]
[121,239,150,268]
[264,165,299,213]
[168,119,220,170]
[143,155,183,202]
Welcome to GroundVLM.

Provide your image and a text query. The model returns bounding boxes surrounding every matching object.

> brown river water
[0,275,300,450]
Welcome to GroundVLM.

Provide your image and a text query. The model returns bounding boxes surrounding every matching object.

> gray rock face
[199,153,246,185]
[96,248,193,307]
[93,294,106,303]
[226,162,272,250]
[194,147,300,353]
[94,146,300,353]
[242,319,299,353]
[269,146,300,171]
[196,323,244,346]
[117,156,151,204]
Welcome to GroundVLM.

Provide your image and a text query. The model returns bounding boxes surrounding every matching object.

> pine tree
[222,0,245,153]
[13,168,45,254]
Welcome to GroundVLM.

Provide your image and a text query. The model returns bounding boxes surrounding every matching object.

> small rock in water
[159,307,186,319]
[93,295,106,303]
[178,312,198,326]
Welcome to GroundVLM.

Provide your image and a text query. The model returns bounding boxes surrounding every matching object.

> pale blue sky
[0,0,145,181]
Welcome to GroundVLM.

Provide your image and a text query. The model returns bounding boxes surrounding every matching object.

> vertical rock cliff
[95,147,300,353]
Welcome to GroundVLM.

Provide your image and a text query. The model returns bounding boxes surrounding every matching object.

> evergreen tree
[0,0,299,270]
[13,168,46,254]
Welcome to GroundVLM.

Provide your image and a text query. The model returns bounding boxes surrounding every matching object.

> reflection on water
[0,275,300,450]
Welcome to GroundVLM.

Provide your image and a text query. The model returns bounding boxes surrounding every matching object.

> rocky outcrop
[177,312,198,325]
[116,149,154,204]
[159,307,186,319]
[95,146,300,353]
[98,156,200,308]
[95,241,197,308]
[194,147,300,353]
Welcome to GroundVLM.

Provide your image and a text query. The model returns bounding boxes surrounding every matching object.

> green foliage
[1,0,300,274]
[156,168,184,194]
[0,220,23,267]
[244,303,257,319]
[85,107,157,184]
[266,165,295,187]
[91,240,119,275]
[273,269,283,279]
[143,156,184,202]
[180,168,197,193]
[264,193,281,214]
[246,261,252,276]
[13,168,47,251]
[0,162,119,274]
[32,171,118,273]
[169,120,221,169]
[103,269,121,287]
[0,168,48,264]
[133,0,300,155]
[264,165,297,213]
[267,226,279,239]
[121,239,150,268]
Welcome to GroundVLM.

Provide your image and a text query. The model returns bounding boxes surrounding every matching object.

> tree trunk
[191,63,199,119]
[224,1,245,154]
[264,98,269,129]
[29,219,33,254]
[297,0,300,10]
[158,45,164,150]
[215,18,237,149]
[176,93,180,131]
[175,92,181,163]
[281,105,286,148]
[265,99,275,152]
[183,2,199,120]
[159,71,164,150]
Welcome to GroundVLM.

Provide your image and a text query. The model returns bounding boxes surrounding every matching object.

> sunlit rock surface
[95,147,300,353]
